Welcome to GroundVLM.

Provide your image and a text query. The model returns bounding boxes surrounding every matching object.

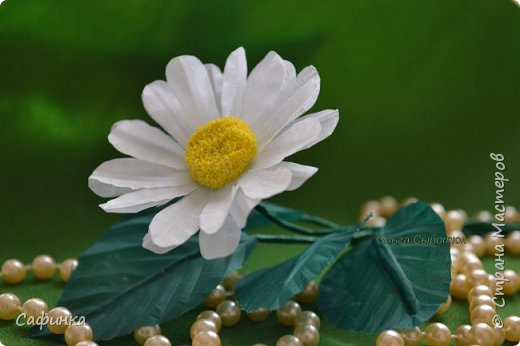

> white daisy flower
[89,47,339,259]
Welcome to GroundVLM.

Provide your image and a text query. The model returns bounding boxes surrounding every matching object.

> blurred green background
[1,0,519,345]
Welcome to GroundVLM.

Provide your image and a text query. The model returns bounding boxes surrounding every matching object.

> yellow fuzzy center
[185,116,257,189]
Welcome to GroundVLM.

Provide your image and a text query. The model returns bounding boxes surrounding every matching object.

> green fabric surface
[1,0,520,344]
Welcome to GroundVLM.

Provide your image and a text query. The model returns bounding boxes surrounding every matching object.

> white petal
[200,185,238,234]
[143,233,178,254]
[239,166,292,199]
[295,109,339,150]
[142,80,193,146]
[99,185,197,213]
[283,59,296,81]
[241,51,286,126]
[221,47,247,116]
[229,189,260,228]
[205,63,223,114]
[149,188,210,247]
[108,120,186,170]
[276,162,318,191]
[89,158,191,195]
[87,179,134,198]
[165,55,220,128]
[252,117,321,170]
[199,216,241,259]
[257,66,321,148]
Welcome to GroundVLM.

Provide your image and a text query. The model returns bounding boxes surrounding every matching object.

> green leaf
[317,202,451,333]
[235,226,359,311]
[463,221,520,236]
[30,214,257,341]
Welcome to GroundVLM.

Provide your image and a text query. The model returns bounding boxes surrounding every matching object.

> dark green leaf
[235,226,358,311]
[317,202,451,333]
[463,221,519,236]
[30,214,257,341]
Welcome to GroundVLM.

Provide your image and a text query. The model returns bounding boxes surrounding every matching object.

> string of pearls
[0,255,97,346]
[133,277,321,346]
[362,197,520,346]
[0,254,321,346]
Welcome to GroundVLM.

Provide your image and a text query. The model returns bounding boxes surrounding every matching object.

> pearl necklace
[0,257,321,346]
[0,256,96,345]
[1,197,519,346]
[133,278,321,346]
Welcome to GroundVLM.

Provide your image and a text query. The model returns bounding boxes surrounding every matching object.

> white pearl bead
[379,196,398,217]
[75,342,99,346]
[468,269,490,287]
[502,270,519,295]
[425,323,451,346]
[451,274,470,300]
[190,319,218,339]
[204,285,227,308]
[504,206,518,223]
[197,310,222,331]
[429,202,446,218]
[1,259,26,284]
[470,305,495,325]
[454,324,471,346]
[64,323,94,346]
[294,311,320,329]
[469,295,495,312]
[32,255,57,280]
[400,327,422,346]
[144,335,172,346]
[505,230,520,255]
[504,316,520,342]
[293,324,320,346]
[402,197,419,206]
[276,335,303,346]
[60,258,78,282]
[22,298,48,323]
[475,210,493,222]
[376,330,404,346]
[360,200,380,220]
[276,301,302,326]
[247,308,270,322]
[436,296,451,315]
[47,307,72,334]
[468,235,486,257]
[222,272,239,290]
[0,293,21,320]
[468,285,493,301]
[216,300,241,327]
[493,327,506,346]
[468,323,495,346]
[445,210,465,233]
[192,331,221,346]
[133,325,162,345]
[295,281,318,304]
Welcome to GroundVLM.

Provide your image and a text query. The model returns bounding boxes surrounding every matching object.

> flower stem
[254,204,338,236]
[253,234,319,244]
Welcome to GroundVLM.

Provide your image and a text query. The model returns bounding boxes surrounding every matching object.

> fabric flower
[89,47,339,259]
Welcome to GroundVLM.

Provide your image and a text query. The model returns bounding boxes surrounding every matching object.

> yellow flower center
[185,116,257,189]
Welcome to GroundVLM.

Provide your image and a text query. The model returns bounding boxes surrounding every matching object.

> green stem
[298,214,342,229]
[253,234,319,244]
[353,229,377,239]
[254,204,338,236]
[254,228,375,245]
